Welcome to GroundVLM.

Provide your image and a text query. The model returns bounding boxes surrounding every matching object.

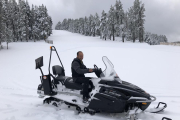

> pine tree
[6,23,13,49]
[30,4,36,41]
[100,10,108,40]
[10,0,18,42]
[18,0,26,41]
[0,0,3,48]
[94,13,100,36]
[114,0,124,37]
[47,15,52,36]
[138,2,145,42]
[88,14,93,36]
[108,5,116,41]
[55,21,61,30]
[91,15,96,36]
[1,0,13,49]
[33,5,40,40]
[1,0,7,44]
[40,4,48,40]
[128,0,145,43]
[84,16,88,36]
[127,6,137,42]
[79,18,84,35]
[25,0,31,41]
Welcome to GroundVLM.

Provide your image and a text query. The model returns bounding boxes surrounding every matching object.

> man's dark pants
[74,77,93,99]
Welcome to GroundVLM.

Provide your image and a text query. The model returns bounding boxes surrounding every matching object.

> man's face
[77,52,83,61]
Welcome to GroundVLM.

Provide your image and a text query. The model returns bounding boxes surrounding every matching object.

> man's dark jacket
[71,58,89,80]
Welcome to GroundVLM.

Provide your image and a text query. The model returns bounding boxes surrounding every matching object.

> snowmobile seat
[52,65,65,76]
[64,77,83,90]
[52,65,83,90]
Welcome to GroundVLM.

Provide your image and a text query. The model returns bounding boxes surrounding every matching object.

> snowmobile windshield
[100,56,122,83]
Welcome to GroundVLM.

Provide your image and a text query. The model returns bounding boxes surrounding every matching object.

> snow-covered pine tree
[62,18,67,30]
[5,23,13,49]
[108,5,116,41]
[91,15,96,37]
[18,0,27,41]
[137,1,145,42]
[67,19,71,31]
[114,0,124,37]
[30,4,36,41]
[25,0,31,41]
[122,12,129,42]
[0,0,2,48]
[9,0,18,42]
[127,6,136,42]
[128,0,145,43]
[38,5,43,40]
[69,20,74,32]
[1,0,13,49]
[34,5,41,40]
[94,13,100,36]
[46,6,52,37]
[144,32,168,45]
[40,4,48,40]
[0,0,6,45]
[84,16,88,36]
[88,14,93,36]
[75,19,80,33]
[100,10,108,40]
[79,18,84,35]
[47,15,52,36]
[55,21,61,30]
[132,0,140,42]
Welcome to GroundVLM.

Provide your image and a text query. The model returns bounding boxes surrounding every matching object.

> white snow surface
[0,30,180,120]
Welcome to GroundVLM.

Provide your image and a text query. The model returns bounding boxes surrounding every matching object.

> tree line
[0,0,53,49]
[55,0,168,45]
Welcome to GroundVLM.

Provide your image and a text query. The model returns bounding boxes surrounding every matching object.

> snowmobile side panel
[88,93,126,113]
[99,86,129,100]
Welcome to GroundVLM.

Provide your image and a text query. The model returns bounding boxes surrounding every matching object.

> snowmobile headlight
[144,91,149,95]
[116,74,119,77]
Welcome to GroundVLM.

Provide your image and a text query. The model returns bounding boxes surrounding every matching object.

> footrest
[145,102,167,113]
[156,102,167,109]
[162,117,172,120]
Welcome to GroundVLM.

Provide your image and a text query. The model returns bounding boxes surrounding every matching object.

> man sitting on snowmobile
[71,51,94,103]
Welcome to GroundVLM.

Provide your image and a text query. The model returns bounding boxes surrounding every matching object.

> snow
[0,30,180,120]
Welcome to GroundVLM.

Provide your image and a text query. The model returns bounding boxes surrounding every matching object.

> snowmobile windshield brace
[49,46,64,75]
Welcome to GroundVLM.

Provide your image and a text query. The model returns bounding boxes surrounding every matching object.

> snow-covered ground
[0,30,180,120]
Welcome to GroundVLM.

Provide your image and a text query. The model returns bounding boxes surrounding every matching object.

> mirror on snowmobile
[35,56,43,69]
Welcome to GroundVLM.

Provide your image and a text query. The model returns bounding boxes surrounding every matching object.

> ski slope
[0,30,180,120]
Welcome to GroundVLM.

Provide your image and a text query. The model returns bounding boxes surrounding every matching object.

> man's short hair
[77,51,82,56]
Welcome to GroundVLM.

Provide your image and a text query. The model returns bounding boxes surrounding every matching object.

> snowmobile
[35,46,169,120]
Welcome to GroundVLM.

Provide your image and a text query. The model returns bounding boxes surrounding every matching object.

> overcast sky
[27,0,180,42]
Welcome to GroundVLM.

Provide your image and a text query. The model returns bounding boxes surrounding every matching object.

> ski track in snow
[0,30,180,120]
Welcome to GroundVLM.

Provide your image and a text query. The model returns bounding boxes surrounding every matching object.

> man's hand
[89,69,93,73]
